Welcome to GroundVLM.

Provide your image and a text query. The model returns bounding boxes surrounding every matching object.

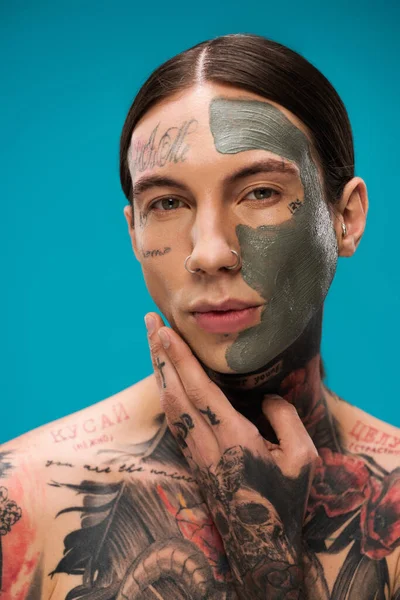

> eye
[244,187,280,202]
[151,197,185,211]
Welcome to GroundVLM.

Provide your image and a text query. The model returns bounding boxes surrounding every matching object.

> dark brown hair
[119,33,354,208]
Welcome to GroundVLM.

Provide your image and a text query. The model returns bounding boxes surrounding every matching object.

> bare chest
[45,453,397,600]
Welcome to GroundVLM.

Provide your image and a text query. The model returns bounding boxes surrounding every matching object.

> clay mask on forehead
[209,98,338,373]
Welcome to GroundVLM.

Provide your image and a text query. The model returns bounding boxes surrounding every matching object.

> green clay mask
[209,98,338,373]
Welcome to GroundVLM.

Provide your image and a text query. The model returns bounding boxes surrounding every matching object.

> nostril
[187,247,241,275]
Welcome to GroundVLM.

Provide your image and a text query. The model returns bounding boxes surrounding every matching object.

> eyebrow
[226,158,299,185]
[132,176,190,198]
[131,158,299,199]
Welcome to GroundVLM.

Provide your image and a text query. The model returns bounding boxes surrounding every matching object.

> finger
[157,326,239,435]
[146,311,191,420]
[261,395,318,473]
[144,311,166,339]
[145,314,218,462]
[145,312,170,392]
[157,326,260,453]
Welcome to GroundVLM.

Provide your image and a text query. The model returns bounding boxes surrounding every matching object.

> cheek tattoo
[288,199,303,214]
[142,247,171,258]
[139,211,148,228]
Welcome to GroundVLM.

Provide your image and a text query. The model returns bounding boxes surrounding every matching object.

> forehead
[129,83,312,166]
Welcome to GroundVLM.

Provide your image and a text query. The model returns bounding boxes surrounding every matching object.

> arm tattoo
[0,452,22,591]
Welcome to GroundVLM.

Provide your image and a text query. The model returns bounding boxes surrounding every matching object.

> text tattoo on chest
[348,420,400,456]
[48,402,129,450]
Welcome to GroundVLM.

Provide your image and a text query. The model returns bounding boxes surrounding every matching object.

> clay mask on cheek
[209,98,338,373]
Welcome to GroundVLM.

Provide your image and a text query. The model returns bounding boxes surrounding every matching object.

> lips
[190,299,260,313]
[190,299,263,334]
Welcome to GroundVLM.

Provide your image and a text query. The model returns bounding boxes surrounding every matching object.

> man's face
[126,84,339,374]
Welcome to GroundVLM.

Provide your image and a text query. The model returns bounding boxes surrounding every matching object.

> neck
[204,310,342,452]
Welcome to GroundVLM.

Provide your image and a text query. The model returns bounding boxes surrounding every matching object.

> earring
[341,222,347,237]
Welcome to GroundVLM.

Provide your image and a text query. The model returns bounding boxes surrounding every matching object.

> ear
[334,177,369,258]
[123,205,141,261]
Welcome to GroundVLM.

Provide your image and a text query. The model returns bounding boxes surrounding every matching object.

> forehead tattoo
[209,98,338,373]
[128,119,198,183]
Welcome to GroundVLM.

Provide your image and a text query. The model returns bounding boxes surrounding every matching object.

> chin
[199,356,235,374]
[188,332,275,376]
[171,317,257,374]
[187,338,239,374]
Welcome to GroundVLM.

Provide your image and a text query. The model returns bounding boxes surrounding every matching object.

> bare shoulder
[311,392,400,596]
[0,375,162,599]
[6,373,161,461]
[329,391,400,470]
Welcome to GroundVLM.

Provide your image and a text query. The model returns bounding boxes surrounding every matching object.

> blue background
[1,0,399,443]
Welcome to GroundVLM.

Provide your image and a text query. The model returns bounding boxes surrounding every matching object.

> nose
[187,207,241,276]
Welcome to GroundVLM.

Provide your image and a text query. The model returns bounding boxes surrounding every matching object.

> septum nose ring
[184,250,241,274]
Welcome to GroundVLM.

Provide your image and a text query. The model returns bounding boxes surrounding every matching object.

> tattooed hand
[146,312,318,600]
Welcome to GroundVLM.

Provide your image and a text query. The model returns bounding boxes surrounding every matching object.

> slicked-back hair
[120,33,354,211]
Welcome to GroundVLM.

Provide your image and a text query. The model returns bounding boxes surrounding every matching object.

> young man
[2,35,399,599]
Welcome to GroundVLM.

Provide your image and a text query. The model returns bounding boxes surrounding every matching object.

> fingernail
[158,328,170,349]
[144,314,155,336]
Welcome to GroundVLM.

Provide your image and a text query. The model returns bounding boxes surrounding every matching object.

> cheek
[136,212,192,286]
[277,226,335,295]
[138,240,186,322]
[225,214,337,373]
[141,254,176,306]
[238,207,337,305]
